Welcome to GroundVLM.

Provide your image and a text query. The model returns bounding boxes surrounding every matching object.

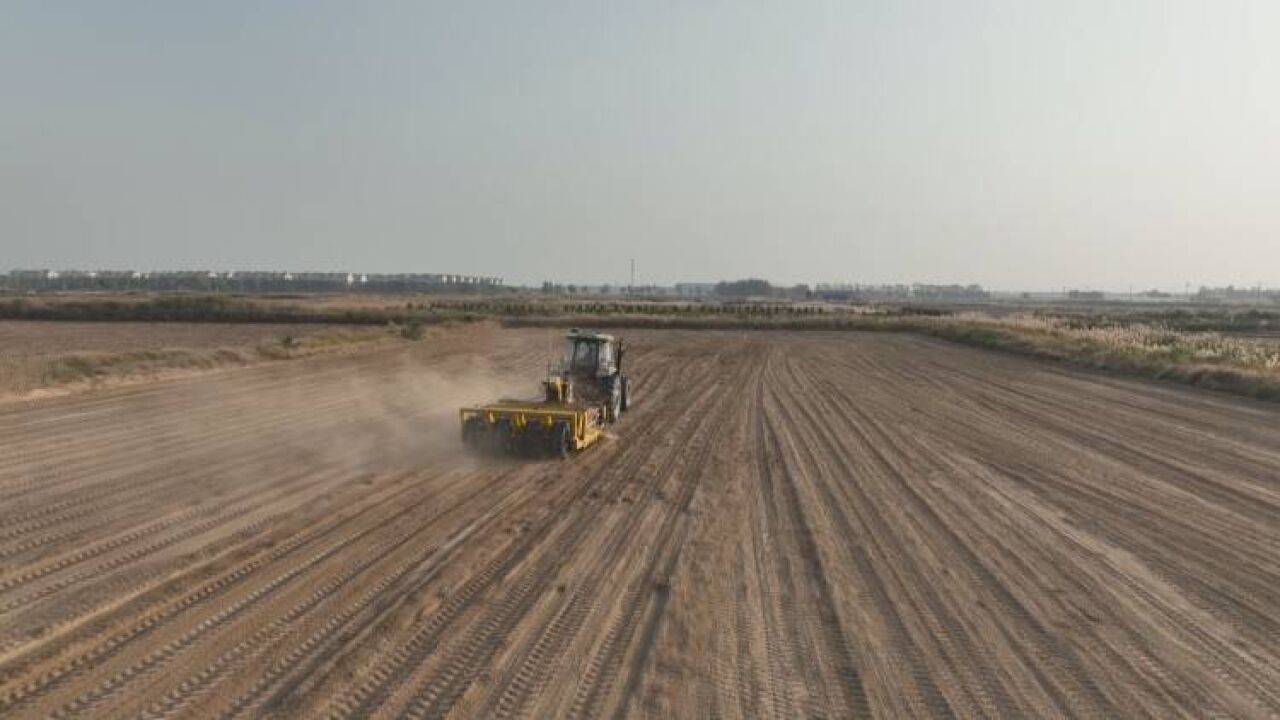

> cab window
[567,340,598,371]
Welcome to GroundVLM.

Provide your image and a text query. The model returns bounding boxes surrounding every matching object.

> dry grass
[917,313,1280,400]
[0,320,364,355]
[0,327,400,397]
[962,313,1280,371]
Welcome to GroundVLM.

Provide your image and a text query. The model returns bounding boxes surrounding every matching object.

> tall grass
[967,313,1280,371]
[919,313,1280,400]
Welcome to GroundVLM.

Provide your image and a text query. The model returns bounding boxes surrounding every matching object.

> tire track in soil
[0,469,440,716]
[466,350,733,720]
[320,345,732,719]
[136,469,517,720]
[752,362,872,719]
[771,355,1015,718]
[563,346,760,720]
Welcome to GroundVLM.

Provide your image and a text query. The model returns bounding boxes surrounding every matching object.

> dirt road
[0,328,1277,718]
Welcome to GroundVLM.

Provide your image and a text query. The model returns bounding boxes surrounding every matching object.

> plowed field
[1,328,1277,718]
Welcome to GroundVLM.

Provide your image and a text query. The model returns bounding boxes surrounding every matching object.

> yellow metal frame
[459,400,603,451]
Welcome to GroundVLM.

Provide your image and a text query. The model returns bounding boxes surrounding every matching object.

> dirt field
[0,320,357,357]
[0,328,1277,718]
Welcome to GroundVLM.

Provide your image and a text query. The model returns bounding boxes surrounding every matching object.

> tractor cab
[562,330,619,379]
[547,330,630,421]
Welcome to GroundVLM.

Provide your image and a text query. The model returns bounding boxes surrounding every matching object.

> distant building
[1194,285,1277,304]
[3,269,506,293]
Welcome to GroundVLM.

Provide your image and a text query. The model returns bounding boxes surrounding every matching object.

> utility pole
[629,258,635,297]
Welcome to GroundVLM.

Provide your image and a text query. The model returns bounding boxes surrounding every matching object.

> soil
[0,328,1276,718]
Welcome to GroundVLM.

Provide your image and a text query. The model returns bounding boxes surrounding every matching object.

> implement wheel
[520,423,546,458]
[462,418,485,452]
[550,421,572,460]
[494,418,516,456]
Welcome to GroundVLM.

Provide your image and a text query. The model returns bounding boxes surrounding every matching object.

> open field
[0,320,361,356]
[0,320,403,399]
[0,328,1277,718]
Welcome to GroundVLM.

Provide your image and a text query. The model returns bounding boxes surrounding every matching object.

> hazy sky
[3,2,1277,289]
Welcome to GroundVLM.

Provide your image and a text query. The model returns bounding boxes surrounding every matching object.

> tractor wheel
[619,376,631,412]
[607,385,622,424]
[550,421,572,460]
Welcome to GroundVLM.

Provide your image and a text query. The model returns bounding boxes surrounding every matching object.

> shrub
[400,319,426,341]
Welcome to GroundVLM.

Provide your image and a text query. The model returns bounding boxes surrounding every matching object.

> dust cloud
[328,355,526,469]
[151,338,537,485]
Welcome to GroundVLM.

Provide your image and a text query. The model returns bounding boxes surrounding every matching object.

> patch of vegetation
[0,326,398,397]
[714,278,811,299]
[0,295,427,325]
[5,293,1277,402]
[915,314,1280,401]
[399,318,426,341]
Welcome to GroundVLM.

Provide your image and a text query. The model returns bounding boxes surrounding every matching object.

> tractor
[460,330,631,458]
